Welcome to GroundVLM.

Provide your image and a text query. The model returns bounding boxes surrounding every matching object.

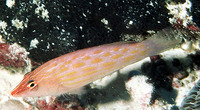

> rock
[0,100,25,110]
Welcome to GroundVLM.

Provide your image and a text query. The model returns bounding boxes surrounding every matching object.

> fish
[11,28,182,97]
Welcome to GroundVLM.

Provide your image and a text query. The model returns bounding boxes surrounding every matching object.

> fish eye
[27,80,37,90]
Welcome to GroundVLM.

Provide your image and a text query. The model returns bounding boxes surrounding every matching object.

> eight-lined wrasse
[11,28,182,97]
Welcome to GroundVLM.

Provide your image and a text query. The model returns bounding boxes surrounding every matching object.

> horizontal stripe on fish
[73,62,85,68]
[54,67,69,76]
[102,62,115,67]
[121,48,129,53]
[111,54,123,59]
[65,60,72,65]
[57,71,77,79]
[130,50,139,54]
[113,47,120,51]
[93,50,103,54]
[123,55,135,62]
[62,66,117,85]
[91,58,103,64]
[82,56,91,60]
[39,63,58,73]
[61,63,119,85]
[82,67,96,71]
[103,52,111,57]
[59,70,98,84]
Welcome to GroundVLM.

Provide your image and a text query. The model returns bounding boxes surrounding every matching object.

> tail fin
[142,27,183,56]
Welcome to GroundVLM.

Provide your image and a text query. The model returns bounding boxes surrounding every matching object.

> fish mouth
[11,86,24,97]
[11,87,20,97]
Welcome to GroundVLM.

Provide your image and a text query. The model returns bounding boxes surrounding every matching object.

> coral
[36,95,86,110]
[0,43,30,68]
[180,76,200,110]
[126,75,154,110]
[167,0,192,27]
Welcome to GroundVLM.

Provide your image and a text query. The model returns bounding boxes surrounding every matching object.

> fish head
[11,71,60,97]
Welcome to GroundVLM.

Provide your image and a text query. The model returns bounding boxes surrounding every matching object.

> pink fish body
[11,34,181,97]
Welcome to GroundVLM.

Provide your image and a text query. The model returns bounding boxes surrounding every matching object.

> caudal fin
[142,27,183,56]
